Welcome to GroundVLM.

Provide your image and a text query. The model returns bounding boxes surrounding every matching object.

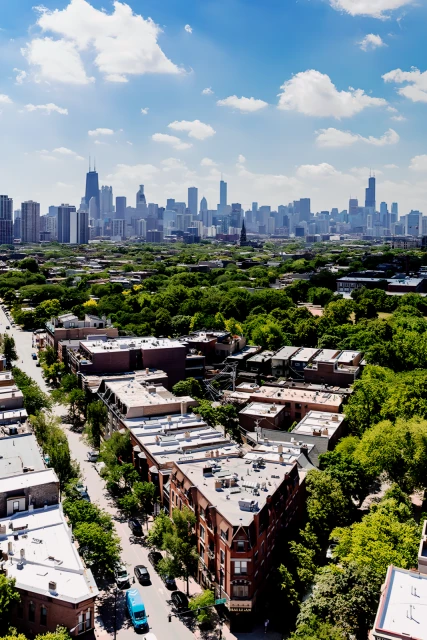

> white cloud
[200,157,217,167]
[0,95,12,104]
[216,95,268,113]
[168,119,216,140]
[94,140,108,145]
[162,157,187,171]
[52,146,84,160]
[330,0,414,19]
[24,102,68,115]
[238,154,246,164]
[316,127,399,147]
[384,164,399,169]
[359,34,386,51]
[296,163,341,179]
[152,133,192,150]
[105,163,159,185]
[126,141,133,145]
[13,68,27,84]
[184,24,193,34]
[409,155,427,172]
[202,87,213,95]
[383,67,427,103]
[24,0,182,85]
[22,37,94,85]
[141,107,149,115]
[277,69,387,118]
[88,128,114,136]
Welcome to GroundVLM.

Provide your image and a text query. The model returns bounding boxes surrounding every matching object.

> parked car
[126,588,149,632]
[5,326,9,330]
[134,565,151,585]
[128,518,143,537]
[87,451,99,462]
[31,353,37,360]
[171,591,191,616]
[115,564,130,588]
[36,362,41,367]
[148,551,163,570]
[162,574,177,590]
[94,461,106,475]
[75,482,90,502]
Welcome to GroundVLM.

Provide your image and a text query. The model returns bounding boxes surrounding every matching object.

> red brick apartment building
[170,452,303,631]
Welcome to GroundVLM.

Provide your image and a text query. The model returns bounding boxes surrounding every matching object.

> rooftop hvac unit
[48,581,57,591]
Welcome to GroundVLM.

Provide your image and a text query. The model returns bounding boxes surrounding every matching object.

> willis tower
[365,175,376,210]
[85,160,100,219]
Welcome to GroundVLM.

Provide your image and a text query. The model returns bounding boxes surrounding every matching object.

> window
[295,403,301,409]
[13,500,20,513]
[295,412,301,420]
[220,550,225,565]
[254,550,259,564]
[232,585,249,598]
[199,506,205,519]
[78,610,91,634]
[199,524,205,541]
[40,606,47,626]
[236,540,245,552]
[199,543,205,559]
[29,602,35,623]
[220,529,228,542]
[234,561,248,575]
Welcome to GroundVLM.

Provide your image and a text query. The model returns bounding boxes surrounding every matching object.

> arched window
[40,605,47,626]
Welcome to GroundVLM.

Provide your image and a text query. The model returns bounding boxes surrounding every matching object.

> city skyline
[1,0,427,213]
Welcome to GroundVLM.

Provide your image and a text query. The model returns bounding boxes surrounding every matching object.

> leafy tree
[194,400,241,441]
[13,367,52,414]
[3,334,17,369]
[35,627,72,640]
[290,616,346,640]
[146,511,173,549]
[39,345,57,367]
[117,492,140,516]
[278,565,299,608]
[86,400,108,448]
[0,575,20,633]
[18,257,39,273]
[305,470,352,540]
[188,589,215,625]
[133,481,156,517]
[73,522,121,577]
[289,525,320,589]
[172,377,203,398]
[160,507,198,594]
[319,449,373,507]
[99,431,132,468]
[35,299,61,323]
[67,388,87,430]
[63,498,113,532]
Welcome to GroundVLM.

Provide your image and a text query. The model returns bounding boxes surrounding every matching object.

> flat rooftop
[291,348,319,363]
[247,351,275,364]
[83,369,168,393]
[227,346,261,360]
[80,337,185,354]
[175,453,297,526]
[313,349,341,363]
[0,505,98,604]
[249,386,343,408]
[102,380,195,418]
[374,566,427,640]
[0,433,45,477]
[123,413,207,432]
[292,411,344,438]
[239,402,286,418]
[336,350,361,365]
[272,346,300,361]
[0,468,58,494]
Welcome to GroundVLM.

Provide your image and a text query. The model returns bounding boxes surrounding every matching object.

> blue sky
[0,0,427,214]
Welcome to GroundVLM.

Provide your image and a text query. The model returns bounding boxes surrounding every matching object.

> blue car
[126,588,149,633]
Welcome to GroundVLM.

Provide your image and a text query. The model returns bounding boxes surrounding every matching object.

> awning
[138,452,147,459]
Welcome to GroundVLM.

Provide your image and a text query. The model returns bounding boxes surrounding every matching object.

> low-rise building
[246,351,275,376]
[0,468,59,518]
[45,313,118,351]
[180,331,246,363]
[0,433,46,476]
[238,402,287,433]
[170,452,303,629]
[69,336,187,386]
[303,350,363,387]
[226,346,262,369]
[271,347,301,378]
[0,505,98,637]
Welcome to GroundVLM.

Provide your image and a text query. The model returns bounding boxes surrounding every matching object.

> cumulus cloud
[359,34,386,51]
[52,146,84,160]
[277,70,387,118]
[22,0,182,84]
[201,157,217,167]
[88,128,114,136]
[238,154,246,164]
[105,163,159,185]
[383,67,427,103]
[384,164,399,169]
[330,0,414,19]
[0,95,12,104]
[217,95,268,113]
[316,127,399,147]
[13,68,27,84]
[409,155,427,171]
[152,133,192,150]
[24,102,68,115]
[202,87,213,95]
[162,157,187,171]
[141,107,149,115]
[168,119,216,140]
[184,24,193,34]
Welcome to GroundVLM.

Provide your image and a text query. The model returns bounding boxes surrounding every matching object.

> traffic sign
[215,598,227,605]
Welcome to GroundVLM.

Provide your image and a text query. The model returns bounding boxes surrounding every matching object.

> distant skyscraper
[70,209,89,244]
[100,186,113,216]
[57,204,76,243]
[240,219,247,244]
[136,185,146,207]
[0,195,13,245]
[231,203,242,229]
[391,202,398,225]
[48,206,58,217]
[252,202,258,213]
[188,187,198,218]
[21,201,40,243]
[13,210,21,240]
[116,196,126,219]
[299,198,311,222]
[220,180,227,211]
[85,163,100,219]
[406,210,421,237]
[365,175,376,210]
[200,197,208,215]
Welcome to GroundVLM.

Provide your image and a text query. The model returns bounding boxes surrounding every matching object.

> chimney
[20,548,25,560]
[7,542,12,555]
[278,444,283,453]
[48,581,57,592]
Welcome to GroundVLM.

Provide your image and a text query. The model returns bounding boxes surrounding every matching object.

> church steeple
[240,219,247,244]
